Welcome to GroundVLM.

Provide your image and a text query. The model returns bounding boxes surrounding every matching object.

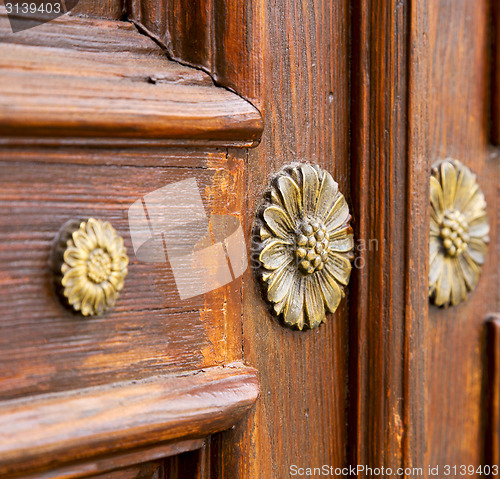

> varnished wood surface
[20,439,204,479]
[0,365,258,478]
[86,461,162,479]
[492,0,500,144]
[210,0,351,476]
[0,9,263,146]
[425,0,500,469]
[349,0,427,472]
[128,0,264,111]
[0,149,245,400]
[71,0,125,20]
[486,315,500,478]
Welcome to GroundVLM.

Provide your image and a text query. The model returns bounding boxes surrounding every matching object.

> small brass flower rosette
[52,218,129,316]
[429,159,489,307]
[252,163,354,330]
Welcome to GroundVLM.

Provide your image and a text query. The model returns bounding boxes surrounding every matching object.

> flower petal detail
[318,271,342,314]
[305,276,325,329]
[453,166,477,211]
[468,214,490,238]
[283,275,305,329]
[315,172,338,220]
[86,218,104,247]
[61,265,86,287]
[429,236,441,264]
[324,195,349,232]
[429,251,444,288]
[458,252,480,290]
[56,218,128,316]
[277,175,302,222]
[72,229,94,253]
[101,280,117,306]
[440,160,458,210]
[430,176,444,216]
[253,164,353,328]
[63,246,87,267]
[326,252,352,286]
[450,259,467,306]
[329,226,354,253]
[300,164,320,215]
[429,159,488,307]
[260,240,291,270]
[466,238,488,265]
[267,263,296,303]
[434,258,452,307]
[430,217,440,236]
[263,206,294,240]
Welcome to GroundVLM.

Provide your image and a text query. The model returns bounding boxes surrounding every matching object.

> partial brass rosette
[429,159,489,307]
[52,218,129,316]
[252,163,354,330]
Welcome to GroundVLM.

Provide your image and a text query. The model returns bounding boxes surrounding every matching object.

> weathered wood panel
[425,0,500,468]
[0,150,245,399]
[0,9,262,147]
[127,0,264,111]
[211,0,351,476]
[0,365,258,478]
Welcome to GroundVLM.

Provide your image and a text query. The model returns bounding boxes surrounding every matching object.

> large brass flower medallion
[52,218,129,316]
[253,163,354,330]
[429,159,489,307]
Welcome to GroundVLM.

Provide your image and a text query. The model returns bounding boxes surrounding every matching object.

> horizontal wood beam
[0,9,263,147]
[0,364,259,478]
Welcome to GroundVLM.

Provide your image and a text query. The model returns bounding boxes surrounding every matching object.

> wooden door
[0,0,499,478]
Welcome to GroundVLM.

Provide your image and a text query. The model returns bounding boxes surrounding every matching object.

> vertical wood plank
[425,0,499,468]
[212,0,351,476]
[349,0,427,472]
[486,315,500,478]
[127,0,264,111]
[492,0,500,144]
[71,0,125,19]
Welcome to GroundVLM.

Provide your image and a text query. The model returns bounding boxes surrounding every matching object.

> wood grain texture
[349,0,427,472]
[163,445,210,479]
[70,0,125,20]
[486,315,500,478]
[0,149,245,399]
[211,0,351,476]
[88,461,162,479]
[492,0,500,144]
[0,364,258,478]
[127,0,265,111]
[425,0,500,469]
[0,9,263,146]
[20,439,205,479]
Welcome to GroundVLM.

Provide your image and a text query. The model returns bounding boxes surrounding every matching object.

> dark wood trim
[0,9,263,147]
[349,0,427,471]
[127,0,265,112]
[492,0,500,144]
[20,439,205,479]
[0,364,259,478]
[486,315,500,477]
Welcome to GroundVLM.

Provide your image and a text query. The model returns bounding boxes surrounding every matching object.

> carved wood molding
[0,364,259,478]
[492,0,500,144]
[486,315,500,474]
[349,0,428,469]
[0,8,263,148]
[127,0,265,113]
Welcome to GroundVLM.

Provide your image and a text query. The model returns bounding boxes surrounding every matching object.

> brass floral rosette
[429,159,489,307]
[252,163,354,330]
[52,218,129,316]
